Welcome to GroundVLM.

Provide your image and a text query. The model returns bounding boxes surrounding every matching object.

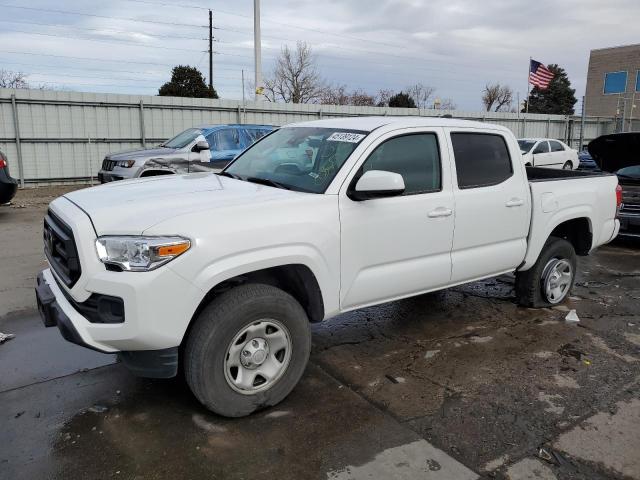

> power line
[0,4,207,28]
[0,19,207,41]
[2,28,201,52]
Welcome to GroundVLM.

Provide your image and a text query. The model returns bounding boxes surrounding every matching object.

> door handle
[506,198,525,207]
[428,207,453,218]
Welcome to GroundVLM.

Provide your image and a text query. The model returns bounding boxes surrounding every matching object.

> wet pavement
[1,192,639,479]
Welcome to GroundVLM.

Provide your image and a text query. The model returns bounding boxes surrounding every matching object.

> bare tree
[263,42,326,103]
[375,89,395,107]
[482,83,513,112]
[320,85,376,106]
[0,70,29,88]
[406,83,435,109]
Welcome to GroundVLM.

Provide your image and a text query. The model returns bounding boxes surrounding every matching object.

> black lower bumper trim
[118,348,179,378]
[35,271,107,353]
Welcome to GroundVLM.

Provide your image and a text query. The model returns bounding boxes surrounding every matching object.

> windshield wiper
[245,176,291,190]
[217,171,242,180]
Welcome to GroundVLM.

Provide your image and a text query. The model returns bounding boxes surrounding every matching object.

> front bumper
[98,171,124,183]
[36,269,180,378]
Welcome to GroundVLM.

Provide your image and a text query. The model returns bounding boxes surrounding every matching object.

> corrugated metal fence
[0,88,616,185]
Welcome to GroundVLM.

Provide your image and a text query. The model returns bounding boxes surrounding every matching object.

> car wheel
[184,283,311,417]
[515,236,577,307]
[562,161,573,170]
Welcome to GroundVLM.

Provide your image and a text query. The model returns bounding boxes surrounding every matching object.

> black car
[589,133,640,238]
[0,150,18,204]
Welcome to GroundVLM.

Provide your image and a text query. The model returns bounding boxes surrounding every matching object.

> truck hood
[106,147,180,160]
[63,173,304,235]
[588,133,640,172]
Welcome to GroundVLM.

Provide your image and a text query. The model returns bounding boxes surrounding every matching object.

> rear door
[549,140,568,168]
[532,141,552,167]
[446,129,530,283]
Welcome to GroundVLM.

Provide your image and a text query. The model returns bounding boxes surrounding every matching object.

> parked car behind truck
[37,117,620,418]
[0,150,18,204]
[98,124,273,183]
[518,138,579,169]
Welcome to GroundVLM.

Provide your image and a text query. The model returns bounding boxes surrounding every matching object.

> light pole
[254,0,265,101]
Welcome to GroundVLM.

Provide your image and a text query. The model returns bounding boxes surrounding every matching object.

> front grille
[102,158,116,171]
[44,210,81,287]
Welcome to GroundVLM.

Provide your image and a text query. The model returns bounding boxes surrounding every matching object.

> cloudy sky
[0,0,638,109]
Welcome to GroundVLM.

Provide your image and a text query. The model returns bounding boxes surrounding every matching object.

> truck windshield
[224,127,368,193]
[518,140,536,153]
[163,128,203,149]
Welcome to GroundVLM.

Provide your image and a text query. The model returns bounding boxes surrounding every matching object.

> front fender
[170,243,339,325]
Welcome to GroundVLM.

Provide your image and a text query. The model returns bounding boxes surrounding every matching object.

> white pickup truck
[36,117,621,417]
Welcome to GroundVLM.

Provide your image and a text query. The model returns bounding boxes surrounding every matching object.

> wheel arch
[520,213,593,271]
[181,263,326,348]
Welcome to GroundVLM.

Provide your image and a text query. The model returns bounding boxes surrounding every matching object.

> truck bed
[526,166,614,182]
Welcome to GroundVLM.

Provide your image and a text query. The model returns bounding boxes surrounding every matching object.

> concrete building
[585,43,639,130]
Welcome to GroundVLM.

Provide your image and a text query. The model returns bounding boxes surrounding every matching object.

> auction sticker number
[327,132,366,143]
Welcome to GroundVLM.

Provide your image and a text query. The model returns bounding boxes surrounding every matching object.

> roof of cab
[283,116,509,133]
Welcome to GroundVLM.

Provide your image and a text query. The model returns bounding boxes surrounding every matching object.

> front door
[339,129,455,310]
[532,140,552,167]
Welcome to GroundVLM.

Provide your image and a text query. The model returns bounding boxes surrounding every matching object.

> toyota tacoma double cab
[36,117,621,417]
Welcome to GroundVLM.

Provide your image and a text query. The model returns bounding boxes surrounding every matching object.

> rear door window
[451,133,513,189]
[549,140,565,152]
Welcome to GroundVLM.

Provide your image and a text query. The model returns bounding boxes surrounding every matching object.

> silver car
[98,124,273,183]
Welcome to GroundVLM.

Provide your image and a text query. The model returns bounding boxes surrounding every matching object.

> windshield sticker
[327,132,366,143]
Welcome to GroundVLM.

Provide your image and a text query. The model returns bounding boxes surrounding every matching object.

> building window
[603,71,628,94]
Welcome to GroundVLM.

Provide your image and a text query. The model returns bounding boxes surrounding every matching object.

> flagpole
[525,56,531,114]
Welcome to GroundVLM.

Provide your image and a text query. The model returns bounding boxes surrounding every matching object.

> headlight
[117,160,136,168]
[95,236,191,271]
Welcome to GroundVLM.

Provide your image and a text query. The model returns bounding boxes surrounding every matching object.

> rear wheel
[184,283,311,417]
[516,236,577,307]
[562,161,573,170]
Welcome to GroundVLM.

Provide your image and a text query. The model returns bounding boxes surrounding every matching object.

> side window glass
[360,133,441,195]
[451,133,513,188]
[549,140,564,152]
[533,141,549,154]
[212,129,239,151]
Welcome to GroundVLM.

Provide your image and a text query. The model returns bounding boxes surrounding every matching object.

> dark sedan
[0,150,18,204]
[577,151,600,171]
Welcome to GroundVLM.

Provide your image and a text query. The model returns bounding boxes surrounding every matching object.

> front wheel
[184,284,311,417]
[515,236,577,307]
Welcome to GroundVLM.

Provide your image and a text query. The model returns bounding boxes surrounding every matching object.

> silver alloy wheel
[224,319,292,395]
[542,258,573,304]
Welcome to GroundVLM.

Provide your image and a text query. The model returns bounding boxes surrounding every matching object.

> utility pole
[208,9,213,91]
[254,0,264,101]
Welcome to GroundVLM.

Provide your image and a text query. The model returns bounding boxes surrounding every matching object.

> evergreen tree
[524,64,576,115]
[158,66,218,99]
[388,91,417,108]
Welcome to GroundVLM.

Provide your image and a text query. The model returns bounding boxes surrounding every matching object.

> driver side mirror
[192,140,210,152]
[349,170,405,201]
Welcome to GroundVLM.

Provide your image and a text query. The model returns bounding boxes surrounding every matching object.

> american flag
[529,60,555,90]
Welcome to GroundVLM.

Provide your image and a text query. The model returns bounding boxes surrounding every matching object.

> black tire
[562,161,573,170]
[515,236,577,307]
[184,283,311,417]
